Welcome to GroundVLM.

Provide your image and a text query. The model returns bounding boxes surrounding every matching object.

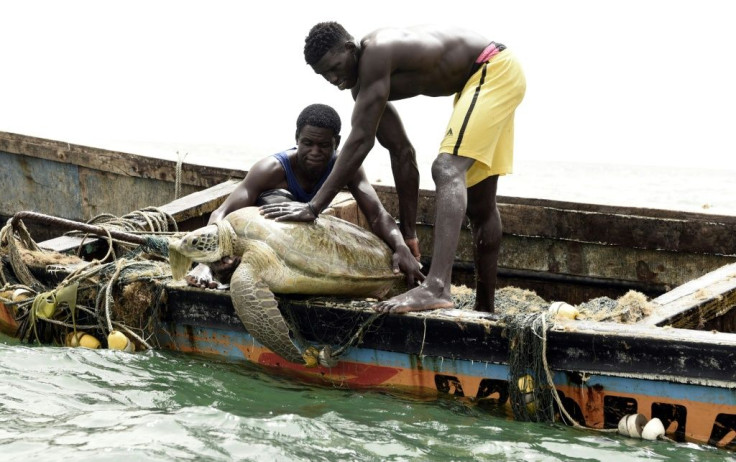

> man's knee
[431,153,474,185]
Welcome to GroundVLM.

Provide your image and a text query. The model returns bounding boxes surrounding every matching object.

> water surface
[1,336,732,461]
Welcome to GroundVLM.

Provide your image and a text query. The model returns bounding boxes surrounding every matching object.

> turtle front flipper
[230,262,308,365]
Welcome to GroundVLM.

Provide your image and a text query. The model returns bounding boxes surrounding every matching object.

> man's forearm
[370,211,406,253]
[390,147,420,238]
[311,142,373,212]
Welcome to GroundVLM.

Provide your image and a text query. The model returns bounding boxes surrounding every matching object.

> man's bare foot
[374,285,453,314]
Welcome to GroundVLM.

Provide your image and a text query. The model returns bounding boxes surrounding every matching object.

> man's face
[296,125,337,180]
[311,44,358,91]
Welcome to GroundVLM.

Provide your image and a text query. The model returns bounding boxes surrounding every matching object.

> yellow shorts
[439,49,526,187]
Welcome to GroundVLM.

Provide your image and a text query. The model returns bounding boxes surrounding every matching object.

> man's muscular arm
[264,46,394,222]
[347,168,424,287]
[376,102,420,259]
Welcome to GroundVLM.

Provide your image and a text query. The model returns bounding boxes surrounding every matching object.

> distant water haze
[2,0,735,213]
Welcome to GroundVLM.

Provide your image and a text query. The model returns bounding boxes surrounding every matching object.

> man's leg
[466,175,501,312]
[374,153,474,313]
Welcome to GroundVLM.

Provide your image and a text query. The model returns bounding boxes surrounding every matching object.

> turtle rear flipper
[230,263,305,365]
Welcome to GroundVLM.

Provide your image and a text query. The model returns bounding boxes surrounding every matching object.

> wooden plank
[38,180,239,253]
[415,224,734,292]
[545,319,736,383]
[376,186,736,254]
[500,202,736,255]
[643,262,736,328]
[0,131,246,189]
[0,150,85,219]
[159,179,239,222]
[322,192,371,229]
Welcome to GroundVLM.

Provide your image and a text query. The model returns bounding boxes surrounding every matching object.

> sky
[2,1,735,209]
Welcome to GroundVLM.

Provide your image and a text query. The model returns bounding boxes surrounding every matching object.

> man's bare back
[358,25,490,99]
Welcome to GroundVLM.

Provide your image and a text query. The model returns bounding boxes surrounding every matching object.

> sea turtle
[168,206,401,366]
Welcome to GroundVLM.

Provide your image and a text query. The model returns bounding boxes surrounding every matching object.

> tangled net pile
[0,208,182,350]
[496,285,655,425]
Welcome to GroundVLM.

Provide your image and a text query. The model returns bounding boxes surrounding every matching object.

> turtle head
[168,221,236,280]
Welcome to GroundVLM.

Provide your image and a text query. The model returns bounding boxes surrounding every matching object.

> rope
[1,208,177,350]
[507,310,620,433]
[175,151,188,199]
[11,211,149,245]
[540,314,618,431]
[0,222,45,292]
[330,312,384,357]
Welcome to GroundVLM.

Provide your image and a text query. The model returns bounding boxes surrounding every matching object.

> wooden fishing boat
[1,131,734,449]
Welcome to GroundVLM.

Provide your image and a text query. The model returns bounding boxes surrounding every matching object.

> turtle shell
[225,207,396,281]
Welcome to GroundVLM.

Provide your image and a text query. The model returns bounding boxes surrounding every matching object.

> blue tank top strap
[272,149,336,202]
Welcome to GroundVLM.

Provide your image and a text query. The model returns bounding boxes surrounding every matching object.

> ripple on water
[1,339,734,461]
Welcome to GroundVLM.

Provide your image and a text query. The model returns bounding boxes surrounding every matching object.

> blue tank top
[273,149,337,202]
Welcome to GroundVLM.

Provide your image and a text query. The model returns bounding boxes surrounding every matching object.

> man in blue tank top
[186,104,423,289]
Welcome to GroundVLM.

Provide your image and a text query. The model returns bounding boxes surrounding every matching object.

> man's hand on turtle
[260,201,317,222]
[392,246,425,288]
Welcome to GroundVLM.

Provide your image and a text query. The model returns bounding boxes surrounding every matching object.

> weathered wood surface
[372,186,736,298]
[375,186,736,255]
[643,262,736,329]
[37,179,240,253]
[0,131,245,188]
[0,131,246,222]
[162,284,736,385]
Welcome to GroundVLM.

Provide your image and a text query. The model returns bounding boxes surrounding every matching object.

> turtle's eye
[191,237,199,247]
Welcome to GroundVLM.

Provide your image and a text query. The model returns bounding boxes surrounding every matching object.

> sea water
[0,334,732,461]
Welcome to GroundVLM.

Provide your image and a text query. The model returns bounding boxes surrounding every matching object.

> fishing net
[0,208,177,349]
[282,285,482,363]
[503,311,557,422]
[495,285,656,425]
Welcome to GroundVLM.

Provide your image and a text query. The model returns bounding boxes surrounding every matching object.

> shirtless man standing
[261,23,525,313]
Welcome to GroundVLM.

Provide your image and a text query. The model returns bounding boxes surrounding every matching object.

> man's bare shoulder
[242,151,288,185]
[250,150,289,172]
[364,25,487,49]
[360,25,489,76]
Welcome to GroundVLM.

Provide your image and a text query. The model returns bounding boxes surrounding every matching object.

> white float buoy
[548,302,579,320]
[641,417,666,441]
[625,414,647,438]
